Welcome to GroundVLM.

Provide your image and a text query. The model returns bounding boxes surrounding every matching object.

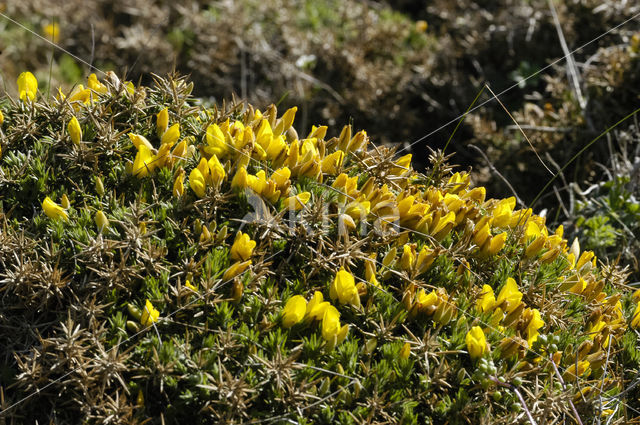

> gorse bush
[0,72,639,424]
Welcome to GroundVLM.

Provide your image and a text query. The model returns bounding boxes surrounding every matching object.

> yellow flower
[492,197,516,227]
[282,191,311,211]
[161,123,180,147]
[156,108,169,137]
[231,166,249,190]
[94,210,110,232]
[207,154,226,187]
[282,295,307,328]
[329,268,361,308]
[321,305,349,349]
[414,289,439,315]
[0,110,4,126]
[321,150,345,175]
[476,284,496,313]
[42,196,68,221]
[185,280,198,292]
[399,244,415,272]
[222,260,252,280]
[43,22,60,43]
[230,232,256,262]
[60,194,70,209]
[631,301,640,329]
[17,71,38,101]
[526,308,544,346]
[399,342,411,360]
[132,145,155,178]
[87,73,108,94]
[496,277,522,313]
[465,326,487,360]
[67,116,82,145]
[205,123,228,157]
[189,167,206,198]
[140,299,160,326]
[129,133,154,151]
[173,169,185,198]
[306,291,330,321]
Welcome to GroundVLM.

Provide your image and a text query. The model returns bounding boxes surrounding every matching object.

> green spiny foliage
[0,72,639,424]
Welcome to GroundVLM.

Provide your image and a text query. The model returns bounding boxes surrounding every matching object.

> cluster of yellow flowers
[22,70,639,382]
[282,269,361,350]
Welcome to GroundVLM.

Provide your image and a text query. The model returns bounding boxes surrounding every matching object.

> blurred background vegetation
[1,0,640,275]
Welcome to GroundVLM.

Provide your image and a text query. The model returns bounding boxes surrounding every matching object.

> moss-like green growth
[0,73,638,423]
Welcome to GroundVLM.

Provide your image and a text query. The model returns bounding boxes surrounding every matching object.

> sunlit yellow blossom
[132,145,155,177]
[306,291,330,321]
[222,260,252,280]
[129,133,154,151]
[321,150,345,175]
[414,289,439,315]
[207,154,226,187]
[173,169,185,198]
[282,295,307,328]
[231,166,249,189]
[476,284,496,313]
[230,232,256,262]
[205,123,228,157]
[321,305,349,349]
[631,301,640,329]
[94,210,110,232]
[466,326,487,360]
[140,299,160,326]
[67,84,92,106]
[156,108,169,137]
[42,196,68,221]
[67,116,82,145]
[189,167,206,198]
[526,308,544,346]
[282,192,311,211]
[492,197,516,227]
[43,22,60,43]
[330,268,361,308]
[17,71,38,101]
[185,280,198,292]
[161,123,180,146]
[496,278,522,313]
[400,244,415,272]
[87,73,108,94]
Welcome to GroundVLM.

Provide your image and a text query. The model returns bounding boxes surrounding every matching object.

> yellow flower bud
[67,116,82,145]
[399,342,411,360]
[156,108,169,137]
[95,176,105,197]
[189,167,206,198]
[173,169,185,198]
[17,71,38,101]
[60,194,70,209]
[465,326,487,360]
[94,210,110,232]
[222,260,252,280]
